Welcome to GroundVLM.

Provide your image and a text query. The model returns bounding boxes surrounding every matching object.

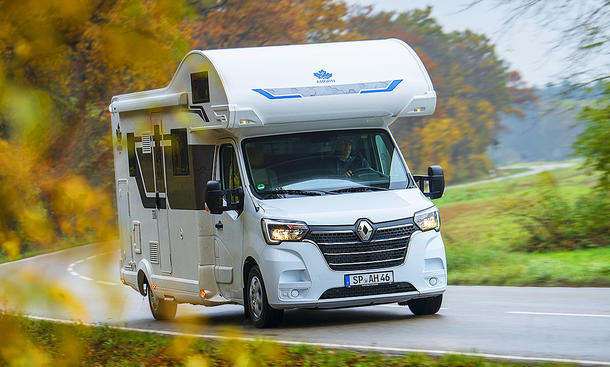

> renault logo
[356,219,374,242]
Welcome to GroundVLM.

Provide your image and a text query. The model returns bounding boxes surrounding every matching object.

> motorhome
[110,39,447,328]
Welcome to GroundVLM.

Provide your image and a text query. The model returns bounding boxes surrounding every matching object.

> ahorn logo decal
[314,69,335,84]
[314,69,333,79]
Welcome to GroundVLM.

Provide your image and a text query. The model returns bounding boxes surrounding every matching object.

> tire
[406,294,443,315]
[246,265,284,328]
[147,283,177,320]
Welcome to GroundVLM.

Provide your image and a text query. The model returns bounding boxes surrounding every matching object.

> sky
[343,0,606,87]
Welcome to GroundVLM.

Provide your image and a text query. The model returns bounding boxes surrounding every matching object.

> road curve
[1,243,609,365]
[448,162,576,189]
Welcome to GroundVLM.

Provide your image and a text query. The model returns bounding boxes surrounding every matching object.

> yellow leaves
[46,175,117,243]
[1,238,21,260]
[1,268,88,321]
[0,317,51,367]
[184,354,209,367]
[45,282,89,320]
[0,83,54,148]
[0,135,116,260]
[214,330,285,367]
[19,207,56,246]
[0,140,55,253]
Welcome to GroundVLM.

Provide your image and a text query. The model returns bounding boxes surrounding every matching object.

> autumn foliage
[0,0,525,256]
[348,7,532,181]
[0,1,534,364]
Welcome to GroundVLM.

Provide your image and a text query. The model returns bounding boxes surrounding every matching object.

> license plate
[345,271,394,287]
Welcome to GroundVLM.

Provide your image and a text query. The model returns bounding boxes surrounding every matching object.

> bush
[503,172,609,252]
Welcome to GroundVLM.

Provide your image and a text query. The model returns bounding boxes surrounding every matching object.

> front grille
[319,282,417,299]
[307,218,418,271]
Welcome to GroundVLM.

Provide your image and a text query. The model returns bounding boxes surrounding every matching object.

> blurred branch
[467,0,609,85]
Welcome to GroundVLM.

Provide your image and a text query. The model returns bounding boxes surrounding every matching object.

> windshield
[242,129,412,198]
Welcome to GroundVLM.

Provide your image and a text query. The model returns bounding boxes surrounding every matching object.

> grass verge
[438,163,610,286]
[0,314,577,366]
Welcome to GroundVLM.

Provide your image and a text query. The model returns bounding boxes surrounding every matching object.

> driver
[333,138,370,177]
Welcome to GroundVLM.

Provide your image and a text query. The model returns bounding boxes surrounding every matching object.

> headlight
[261,219,309,245]
[414,207,440,231]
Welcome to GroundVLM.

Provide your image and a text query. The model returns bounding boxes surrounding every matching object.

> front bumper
[259,229,447,309]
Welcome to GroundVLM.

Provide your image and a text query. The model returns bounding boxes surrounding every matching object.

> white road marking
[66,252,119,286]
[96,280,117,286]
[23,314,610,366]
[508,311,610,318]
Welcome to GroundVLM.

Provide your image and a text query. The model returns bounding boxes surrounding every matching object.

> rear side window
[171,129,189,176]
[191,71,210,104]
[127,133,136,177]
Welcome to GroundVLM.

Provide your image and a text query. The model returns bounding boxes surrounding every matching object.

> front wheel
[405,294,443,315]
[147,283,177,320]
[247,265,284,328]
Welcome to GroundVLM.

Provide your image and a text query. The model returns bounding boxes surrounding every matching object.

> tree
[348,7,532,181]
[188,0,360,49]
[0,0,196,257]
[573,82,610,190]
[477,0,609,189]
[469,0,609,85]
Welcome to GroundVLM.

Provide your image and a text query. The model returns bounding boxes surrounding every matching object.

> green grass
[0,314,577,366]
[448,167,530,185]
[438,163,609,286]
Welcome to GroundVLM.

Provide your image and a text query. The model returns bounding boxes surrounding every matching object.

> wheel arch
[136,259,153,296]
[243,256,258,288]
[242,256,259,317]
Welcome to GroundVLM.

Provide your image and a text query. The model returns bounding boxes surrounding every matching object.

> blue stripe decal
[252,89,302,99]
[360,79,403,94]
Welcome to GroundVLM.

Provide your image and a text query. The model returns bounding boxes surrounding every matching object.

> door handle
[215,221,223,229]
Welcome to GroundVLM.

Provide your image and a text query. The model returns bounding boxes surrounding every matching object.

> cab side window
[219,144,242,205]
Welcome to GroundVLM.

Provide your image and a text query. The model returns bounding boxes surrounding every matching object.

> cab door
[212,143,244,299]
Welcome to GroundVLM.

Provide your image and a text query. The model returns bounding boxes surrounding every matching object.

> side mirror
[427,165,445,199]
[412,165,445,199]
[205,180,224,214]
[205,180,244,214]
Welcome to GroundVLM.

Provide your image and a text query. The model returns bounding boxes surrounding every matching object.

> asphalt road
[1,243,609,365]
[448,162,576,189]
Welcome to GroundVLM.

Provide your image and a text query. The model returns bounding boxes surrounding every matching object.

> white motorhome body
[111,39,446,327]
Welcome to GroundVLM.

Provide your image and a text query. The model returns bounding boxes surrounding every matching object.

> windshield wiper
[257,189,333,197]
[330,186,388,193]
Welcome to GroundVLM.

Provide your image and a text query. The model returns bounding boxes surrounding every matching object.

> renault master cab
[110,39,447,328]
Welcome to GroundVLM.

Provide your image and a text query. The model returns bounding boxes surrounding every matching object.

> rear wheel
[247,265,283,328]
[406,294,443,315]
[147,283,177,320]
